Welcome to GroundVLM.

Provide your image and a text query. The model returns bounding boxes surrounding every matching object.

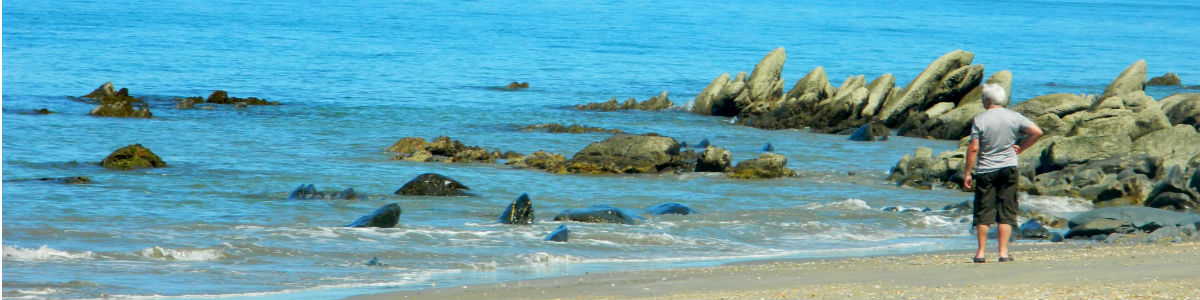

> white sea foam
[136,246,225,261]
[909,215,958,228]
[518,252,581,264]
[1020,194,1093,214]
[2,245,95,260]
[801,198,871,210]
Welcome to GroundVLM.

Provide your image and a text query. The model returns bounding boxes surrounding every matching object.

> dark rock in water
[695,146,732,172]
[647,202,694,215]
[553,205,643,225]
[37,177,92,184]
[729,153,795,179]
[847,122,889,142]
[395,173,470,196]
[205,90,279,105]
[35,108,53,114]
[288,185,357,200]
[289,184,323,200]
[84,82,153,118]
[1146,72,1182,86]
[499,193,535,225]
[366,257,385,267]
[679,141,688,148]
[545,224,569,242]
[697,138,710,148]
[519,123,625,134]
[101,144,166,170]
[1018,219,1050,239]
[762,142,774,152]
[347,203,402,228]
[575,91,673,111]
[505,81,530,89]
[554,134,686,174]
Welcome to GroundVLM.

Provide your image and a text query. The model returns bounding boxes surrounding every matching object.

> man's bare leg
[975,224,989,260]
[997,223,1012,258]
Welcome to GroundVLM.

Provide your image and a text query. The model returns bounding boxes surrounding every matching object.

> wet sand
[346,242,1200,300]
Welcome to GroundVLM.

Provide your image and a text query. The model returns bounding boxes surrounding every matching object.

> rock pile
[576,91,673,111]
[889,60,1200,211]
[83,82,153,118]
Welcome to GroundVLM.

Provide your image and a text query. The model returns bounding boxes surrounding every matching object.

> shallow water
[3,0,1198,299]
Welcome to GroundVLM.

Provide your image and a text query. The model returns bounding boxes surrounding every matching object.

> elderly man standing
[963,82,1043,263]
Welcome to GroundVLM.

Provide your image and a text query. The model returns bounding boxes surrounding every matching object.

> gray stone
[555,134,684,174]
[1068,206,1200,229]
[394,173,471,196]
[346,203,402,228]
[738,47,787,117]
[785,66,835,104]
[553,205,643,225]
[876,50,975,126]
[1145,166,1200,210]
[695,146,732,172]
[1158,93,1199,128]
[1012,93,1092,118]
[1066,218,1136,239]
[545,224,569,242]
[1146,72,1182,86]
[1099,60,1147,101]
[1132,124,1200,171]
[1048,133,1132,169]
[728,153,795,179]
[860,73,895,119]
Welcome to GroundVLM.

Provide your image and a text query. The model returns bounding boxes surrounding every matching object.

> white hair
[981,83,1007,106]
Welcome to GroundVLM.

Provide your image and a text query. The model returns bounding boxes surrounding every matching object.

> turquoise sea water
[3,1,1198,299]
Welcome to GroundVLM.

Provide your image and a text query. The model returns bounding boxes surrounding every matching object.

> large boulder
[692,72,748,117]
[101,144,166,170]
[1012,93,1092,119]
[695,146,732,172]
[737,47,787,118]
[784,66,835,105]
[729,153,795,179]
[1098,60,1147,101]
[394,173,471,196]
[346,203,402,228]
[553,205,644,225]
[499,193,535,225]
[1145,166,1200,210]
[859,73,896,119]
[876,50,975,126]
[927,64,984,107]
[1065,218,1136,239]
[1132,124,1200,171]
[1158,93,1200,128]
[554,134,685,174]
[1048,133,1132,169]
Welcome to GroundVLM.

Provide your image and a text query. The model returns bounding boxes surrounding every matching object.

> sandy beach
[347,241,1200,300]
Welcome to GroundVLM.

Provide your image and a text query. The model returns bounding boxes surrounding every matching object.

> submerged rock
[499,193,535,225]
[204,90,279,105]
[553,205,643,225]
[394,173,471,196]
[101,144,166,170]
[545,224,569,242]
[1018,219,1050,239]
[519,123,625,134]
[847,122,889,141]
[36,177,93,184]
[346,203,402,228]
[288,184,357,200]
[84,82,152,118]
[506,82,530,89]
[647,202,694,215]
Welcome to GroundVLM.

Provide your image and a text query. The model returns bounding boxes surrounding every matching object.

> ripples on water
[4,0,1197,299]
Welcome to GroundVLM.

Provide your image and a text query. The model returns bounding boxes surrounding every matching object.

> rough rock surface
[101,144,166,170]
[394,173,471,196]
[499,193,535,225]
[554,134,686,174]
[695,146,732,172]
[576,91,672,111]
[346,203,401,228]
[84,82,153,118]
[505,151,567,170]
[729,153,795,179]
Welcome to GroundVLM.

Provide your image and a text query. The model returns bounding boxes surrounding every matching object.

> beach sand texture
[348,242,1200,300]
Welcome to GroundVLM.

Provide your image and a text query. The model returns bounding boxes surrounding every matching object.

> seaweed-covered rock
[553,205,643,225]
[386,136,499,164]
[576,91,673,111]
[505,82,530,89]
[84,83,153,118]
[729,153,795,179]
[346,203,402,228]
[101,144,166,170]
[204,90,279,105]
[499,193,535,225]
[394,173,471,196]
[554,134,685,174]
[505,150,566,170]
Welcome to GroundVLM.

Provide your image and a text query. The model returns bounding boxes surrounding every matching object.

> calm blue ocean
[3,1,1198,299]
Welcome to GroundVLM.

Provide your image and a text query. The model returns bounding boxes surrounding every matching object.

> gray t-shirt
[970,108,1034,174]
